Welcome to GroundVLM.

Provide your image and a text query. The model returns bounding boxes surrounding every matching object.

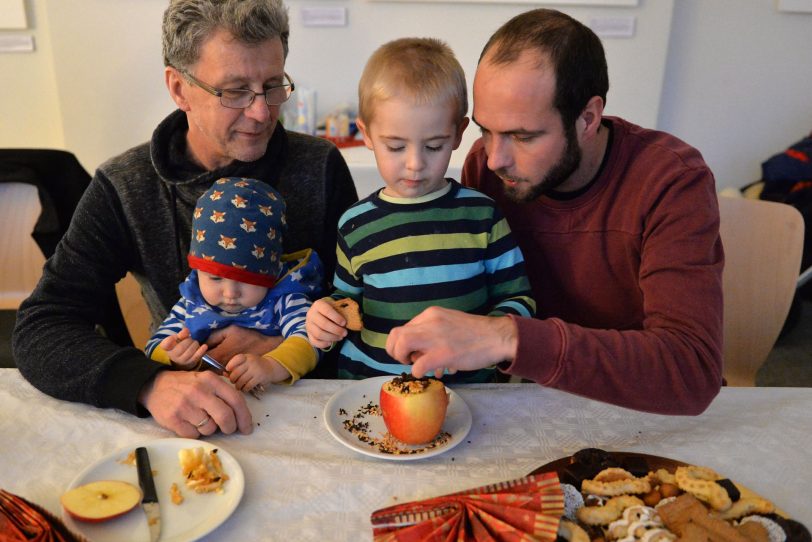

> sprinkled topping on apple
[380,374,449,445]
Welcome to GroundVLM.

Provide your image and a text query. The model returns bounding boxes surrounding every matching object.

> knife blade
[135,446,161,542]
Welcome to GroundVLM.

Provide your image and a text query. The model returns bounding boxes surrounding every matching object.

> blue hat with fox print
[188,177,286,288]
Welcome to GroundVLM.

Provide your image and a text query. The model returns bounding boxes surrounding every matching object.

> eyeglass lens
[220,86,292,108]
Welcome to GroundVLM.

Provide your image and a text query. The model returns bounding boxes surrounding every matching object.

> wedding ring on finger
[194,415,211,428]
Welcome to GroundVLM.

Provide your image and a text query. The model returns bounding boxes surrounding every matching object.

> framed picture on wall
[369,0,638,5]
[0,0,27,29]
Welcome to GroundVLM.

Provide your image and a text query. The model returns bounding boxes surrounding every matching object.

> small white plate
[323,376,472,461]
[62,438,244,542]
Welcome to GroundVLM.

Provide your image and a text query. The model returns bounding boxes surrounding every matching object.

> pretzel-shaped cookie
[712,497,775,521]
[582,467,652,496]
[674,466,732,511]
[576,495,645,525]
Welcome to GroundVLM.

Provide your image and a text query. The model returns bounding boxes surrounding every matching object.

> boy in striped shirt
[305,38,535,382]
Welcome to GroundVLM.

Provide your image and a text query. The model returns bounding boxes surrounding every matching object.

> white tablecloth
[1,369,810,540]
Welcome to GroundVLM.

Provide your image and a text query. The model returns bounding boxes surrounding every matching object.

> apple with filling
[61,480,142,523]
[380,374,449,445]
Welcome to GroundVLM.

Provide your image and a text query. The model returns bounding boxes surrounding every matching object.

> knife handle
[135,446,159,504]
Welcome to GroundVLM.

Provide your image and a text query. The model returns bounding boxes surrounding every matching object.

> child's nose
[223,281,240,299]
[406,150,425,173]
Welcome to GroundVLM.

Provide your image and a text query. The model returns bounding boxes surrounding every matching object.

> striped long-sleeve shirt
[332,180,535,381]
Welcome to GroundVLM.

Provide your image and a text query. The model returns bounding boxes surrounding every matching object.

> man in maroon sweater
[386,8,724,415]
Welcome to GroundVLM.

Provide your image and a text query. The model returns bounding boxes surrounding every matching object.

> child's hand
[159,327,208,369]
[305,298,349,349]
[225,353,289,391]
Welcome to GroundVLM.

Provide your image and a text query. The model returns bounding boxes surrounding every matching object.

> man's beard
[500,123,582,203]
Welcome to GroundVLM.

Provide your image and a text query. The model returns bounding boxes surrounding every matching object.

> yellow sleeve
[150,345,172,365]
[263,336,317,384]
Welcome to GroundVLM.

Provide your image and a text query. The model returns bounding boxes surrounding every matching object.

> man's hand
[385,307,519,378]
[138,371,253,438]
[305,298,348,349]
[206,326,283,361]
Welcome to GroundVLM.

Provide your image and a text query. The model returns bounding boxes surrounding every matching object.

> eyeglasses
[180,70,295,108]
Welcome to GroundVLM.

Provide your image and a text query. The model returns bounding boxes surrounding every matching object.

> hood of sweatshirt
[146,108,290,280]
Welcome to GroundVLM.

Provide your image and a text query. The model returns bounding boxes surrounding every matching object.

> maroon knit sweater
[463,116,724,415]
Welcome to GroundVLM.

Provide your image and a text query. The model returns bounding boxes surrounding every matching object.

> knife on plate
[135,446,161,542]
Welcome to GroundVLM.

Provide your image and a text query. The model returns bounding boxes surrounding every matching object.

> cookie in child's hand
[325,297,363,331]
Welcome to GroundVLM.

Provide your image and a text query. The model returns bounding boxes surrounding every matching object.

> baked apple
[61,480,142,523]
[380,374,449,445]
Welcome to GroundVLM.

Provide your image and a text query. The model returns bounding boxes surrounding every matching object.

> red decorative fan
[0,489,87,542]
[371,472,564,542]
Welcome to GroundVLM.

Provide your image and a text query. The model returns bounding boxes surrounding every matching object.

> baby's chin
[218,304,246,314]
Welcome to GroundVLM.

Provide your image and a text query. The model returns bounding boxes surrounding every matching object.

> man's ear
[356,118,374,150]
[579,96,605,139]
[166,66,191,112]
[452,117,470,150]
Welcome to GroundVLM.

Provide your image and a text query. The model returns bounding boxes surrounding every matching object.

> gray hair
[162,0,290,71]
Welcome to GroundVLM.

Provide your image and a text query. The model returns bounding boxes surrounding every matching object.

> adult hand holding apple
[380,374,449,445]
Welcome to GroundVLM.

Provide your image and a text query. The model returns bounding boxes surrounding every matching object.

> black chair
[0,149,134,347]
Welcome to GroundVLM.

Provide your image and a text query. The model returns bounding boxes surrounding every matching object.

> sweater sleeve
[264,336,317,383]
[502,167,723,415]
[463,140,723,416]
[145,296,189,361]
[319,148,358,287]
[12,174,165,416]
[264,293,319,382]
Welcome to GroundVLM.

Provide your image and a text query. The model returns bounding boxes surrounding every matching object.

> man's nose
[244,94,272,122]
[486,136,512,172]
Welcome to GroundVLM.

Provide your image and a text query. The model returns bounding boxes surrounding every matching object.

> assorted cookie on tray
[532,448,810,542]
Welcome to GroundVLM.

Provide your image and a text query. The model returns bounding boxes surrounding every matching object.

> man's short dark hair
[480,8,609,127]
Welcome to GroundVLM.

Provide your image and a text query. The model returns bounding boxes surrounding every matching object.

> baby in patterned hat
[145,177,324,391]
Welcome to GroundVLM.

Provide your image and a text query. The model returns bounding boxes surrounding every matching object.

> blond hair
[358,37,467,125]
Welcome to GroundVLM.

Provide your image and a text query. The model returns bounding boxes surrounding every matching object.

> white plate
[323,376,472,461]
[62,438,244,542]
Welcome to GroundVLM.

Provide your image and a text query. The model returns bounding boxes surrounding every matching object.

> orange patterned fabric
[371,472,564,542]
[0,490,85,542]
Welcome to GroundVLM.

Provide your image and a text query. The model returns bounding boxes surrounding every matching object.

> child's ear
[356,118,374,150]
[452,117,470,150]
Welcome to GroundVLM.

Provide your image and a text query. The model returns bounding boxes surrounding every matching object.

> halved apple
[380,374,449,445]
[61,480,142,523]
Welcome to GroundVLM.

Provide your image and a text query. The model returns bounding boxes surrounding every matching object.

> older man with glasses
[13,0,357,437]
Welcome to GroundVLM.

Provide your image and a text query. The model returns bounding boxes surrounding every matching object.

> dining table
[1,368,810,541]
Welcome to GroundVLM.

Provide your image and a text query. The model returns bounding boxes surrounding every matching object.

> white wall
[1,0,673,174]
[286,0,673,129]
[44,0,170,172]
[2,0,811,193]
[0,0,63,149]
[658,0,812,190]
